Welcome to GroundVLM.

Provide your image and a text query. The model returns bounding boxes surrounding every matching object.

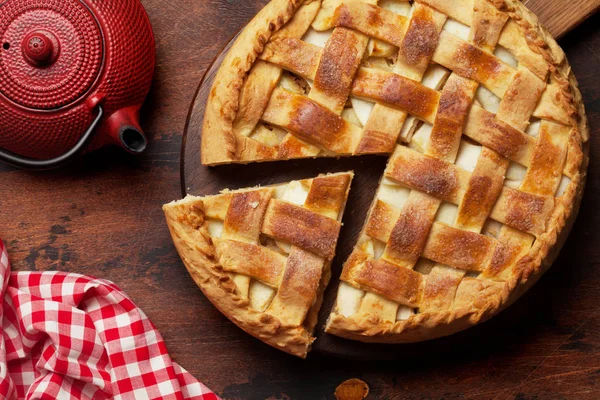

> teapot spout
[104,106,148,154]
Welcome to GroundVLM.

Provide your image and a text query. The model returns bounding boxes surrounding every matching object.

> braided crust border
[198,0,589,344]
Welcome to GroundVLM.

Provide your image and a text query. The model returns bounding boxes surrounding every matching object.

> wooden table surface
[1,1,600,399]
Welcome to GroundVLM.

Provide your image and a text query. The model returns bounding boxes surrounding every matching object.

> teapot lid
[0,0,103,110]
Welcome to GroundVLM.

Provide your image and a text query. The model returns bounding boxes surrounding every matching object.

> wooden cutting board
[523,0,599,38]
[181,1,597,359]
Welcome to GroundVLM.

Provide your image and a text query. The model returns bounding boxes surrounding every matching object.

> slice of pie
[196,0,588,347]
[163,172,353,357]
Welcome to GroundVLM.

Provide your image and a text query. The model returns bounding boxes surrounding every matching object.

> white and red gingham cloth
[0,239,220,400]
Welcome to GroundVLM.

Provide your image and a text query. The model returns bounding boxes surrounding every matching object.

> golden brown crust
[262,88,361,153]
[304,173,352,218]
[399,5,444,69]
[489,187,554,235]
[420,266,465,313]
[521,122,570,195]
[385,146,469,204]
[383,195,438,267]
[422,223,495,272]
[312,27,368,113]
[433,31,515,88]
[215,240,287,286]
[456,149,507,230]
[334,1,407,47]
[365,200,401,243]
[267,247,324,325]
[427,75,478,161]
[349,259,425,307]
[352,68,441,122]
[464,106,536,163]
[263,200,342,259]
[222,190,273,242]
[164,172,353,357]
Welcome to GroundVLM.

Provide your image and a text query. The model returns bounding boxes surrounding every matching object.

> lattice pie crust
[169,0,588,355]
[164,173,353,357]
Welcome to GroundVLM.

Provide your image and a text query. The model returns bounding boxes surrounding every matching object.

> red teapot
[0,0,156,169]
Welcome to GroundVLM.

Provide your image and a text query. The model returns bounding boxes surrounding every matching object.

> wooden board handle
[524,0,600,38]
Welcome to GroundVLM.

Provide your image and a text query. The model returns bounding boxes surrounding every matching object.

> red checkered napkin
[0,239,220,400]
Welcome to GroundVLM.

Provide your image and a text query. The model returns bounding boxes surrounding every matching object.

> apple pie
[184,0,588,351]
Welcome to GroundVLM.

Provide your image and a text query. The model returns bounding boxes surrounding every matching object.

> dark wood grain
[1,1,600,398]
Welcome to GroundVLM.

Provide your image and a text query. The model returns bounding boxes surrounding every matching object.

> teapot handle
[0,105,103,170]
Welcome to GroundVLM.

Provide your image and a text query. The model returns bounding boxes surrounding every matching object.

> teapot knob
[22,30,58,66]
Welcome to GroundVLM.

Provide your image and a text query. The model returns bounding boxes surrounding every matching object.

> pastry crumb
[335,378,369,400]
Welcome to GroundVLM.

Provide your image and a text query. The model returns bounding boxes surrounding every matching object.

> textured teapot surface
[0,0,155,160]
